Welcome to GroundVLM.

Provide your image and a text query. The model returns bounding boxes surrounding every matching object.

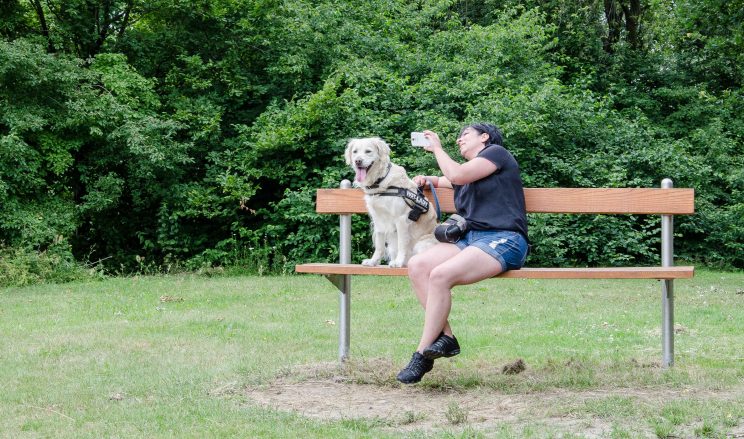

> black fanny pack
[434,214,468,243]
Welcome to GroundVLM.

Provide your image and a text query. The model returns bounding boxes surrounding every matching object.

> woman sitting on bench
[397,123,530,384]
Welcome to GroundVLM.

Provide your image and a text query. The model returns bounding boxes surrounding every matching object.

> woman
[397,123,529,384]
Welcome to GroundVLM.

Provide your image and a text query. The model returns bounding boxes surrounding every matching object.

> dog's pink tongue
[355,167,367,182]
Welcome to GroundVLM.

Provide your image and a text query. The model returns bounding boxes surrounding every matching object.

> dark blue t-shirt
[452,144,528,239]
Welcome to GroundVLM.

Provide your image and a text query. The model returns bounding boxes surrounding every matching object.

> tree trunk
[622,0,643,49]
[116,0,133,42]
[603,0,624,53]
[30,0,55,52]
[92,0,113,57]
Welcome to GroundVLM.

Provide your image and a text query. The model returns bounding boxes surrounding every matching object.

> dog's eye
[365,149,372,154]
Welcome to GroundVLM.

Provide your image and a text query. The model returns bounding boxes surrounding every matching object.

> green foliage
[0,242,97,287]
[528,214,659,267]
[0,0,29,41]
[1,0,743,281]
[673,0,744,92]
[0,39,84,248]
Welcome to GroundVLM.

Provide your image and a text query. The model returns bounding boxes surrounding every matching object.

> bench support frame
[661,178,675,367]
[335,179,353,362]
[322,179,682,367]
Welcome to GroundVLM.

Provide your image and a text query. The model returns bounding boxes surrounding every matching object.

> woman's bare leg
[407,243,460,336]
[415,246,504,353]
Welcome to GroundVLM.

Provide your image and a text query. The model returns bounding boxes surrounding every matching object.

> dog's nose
[354,159,363,167]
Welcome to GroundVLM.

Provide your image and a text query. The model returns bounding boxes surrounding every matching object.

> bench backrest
[315,187,695,215]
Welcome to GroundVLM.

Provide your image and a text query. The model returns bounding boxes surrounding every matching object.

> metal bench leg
[661,179,674,367]
[338,180,353,362]
[338,276,350,362]
[325,274,350,362]
[662,279,674,367]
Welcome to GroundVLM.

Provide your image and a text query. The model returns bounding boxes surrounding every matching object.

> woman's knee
[407,254,430,278]
[429,265,457,290]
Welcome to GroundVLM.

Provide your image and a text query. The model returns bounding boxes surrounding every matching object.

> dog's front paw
[388,259,406,268]
[362,258,379,266]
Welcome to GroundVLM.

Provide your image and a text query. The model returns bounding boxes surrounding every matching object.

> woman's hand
[412,175,428,187]
[413,175,441,188]
[422,130,442,152]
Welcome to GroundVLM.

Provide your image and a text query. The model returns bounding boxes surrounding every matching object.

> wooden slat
[315,187,695,215]
[524,188,695,214]
[295,263,695,279]
[315,188,369,214]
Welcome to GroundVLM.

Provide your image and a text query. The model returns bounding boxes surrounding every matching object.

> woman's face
[456,127,489,158]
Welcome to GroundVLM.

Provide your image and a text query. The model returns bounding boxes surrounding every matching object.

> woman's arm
[437,176,453,188]
[423,131,497,185]
[441,157,497,185]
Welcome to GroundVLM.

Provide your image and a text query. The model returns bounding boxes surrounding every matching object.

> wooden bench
[296,179,695,366]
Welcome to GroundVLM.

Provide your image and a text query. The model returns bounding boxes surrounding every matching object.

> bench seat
[296,263,694,279]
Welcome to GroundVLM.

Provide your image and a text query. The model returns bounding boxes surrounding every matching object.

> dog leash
[425,178,442,221]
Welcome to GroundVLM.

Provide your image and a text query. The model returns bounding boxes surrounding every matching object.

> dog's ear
[344,139,356,165]
[373,137,390,157]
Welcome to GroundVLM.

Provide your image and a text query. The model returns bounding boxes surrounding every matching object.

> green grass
[1,269,743,437]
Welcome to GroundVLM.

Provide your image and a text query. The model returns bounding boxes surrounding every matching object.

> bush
[0,243,100,288]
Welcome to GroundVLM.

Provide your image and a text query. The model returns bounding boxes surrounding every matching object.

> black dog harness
[364,163,440,221]
[375,187,430,221]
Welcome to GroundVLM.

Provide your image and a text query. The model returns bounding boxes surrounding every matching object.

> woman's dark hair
[461,122,503,146]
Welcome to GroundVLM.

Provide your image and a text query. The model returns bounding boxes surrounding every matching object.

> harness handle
[425,178,442,221]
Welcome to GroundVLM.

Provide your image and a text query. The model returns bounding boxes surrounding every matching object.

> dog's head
[344,137,391,185]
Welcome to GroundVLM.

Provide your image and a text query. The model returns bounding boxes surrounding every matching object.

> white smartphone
[410,132,430,147]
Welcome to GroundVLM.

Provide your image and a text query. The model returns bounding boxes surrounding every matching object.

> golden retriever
[345,137,437,267]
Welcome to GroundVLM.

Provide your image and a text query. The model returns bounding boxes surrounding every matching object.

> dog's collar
[364,162,392,189]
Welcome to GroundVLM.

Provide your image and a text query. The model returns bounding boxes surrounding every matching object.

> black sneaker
[422,332,461,360]
[396,352,434,384]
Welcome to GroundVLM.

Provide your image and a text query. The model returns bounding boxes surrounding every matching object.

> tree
[603,0,644,52]
[25,0,152,58]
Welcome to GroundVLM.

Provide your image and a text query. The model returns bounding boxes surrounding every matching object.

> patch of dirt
[253,381,631,434]
[242,360,743,437]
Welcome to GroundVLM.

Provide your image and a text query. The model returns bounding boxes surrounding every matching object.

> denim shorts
[454,230,529,271]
